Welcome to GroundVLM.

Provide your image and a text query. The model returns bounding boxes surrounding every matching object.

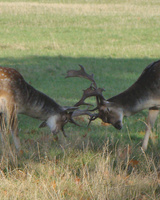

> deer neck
[20,83,63,120]
[107,83,158,116]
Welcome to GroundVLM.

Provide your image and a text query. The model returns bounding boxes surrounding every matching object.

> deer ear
[63,106,78,112]
[39,121,47,128]
[102,100,117,107]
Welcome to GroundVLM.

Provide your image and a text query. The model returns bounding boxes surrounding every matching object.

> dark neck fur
[107,60,160,114]
[22,83,63,120]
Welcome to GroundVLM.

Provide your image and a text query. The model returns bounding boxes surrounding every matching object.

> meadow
[0,0,160,199]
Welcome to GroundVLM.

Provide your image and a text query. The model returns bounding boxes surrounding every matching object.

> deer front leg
[142,108,159,151]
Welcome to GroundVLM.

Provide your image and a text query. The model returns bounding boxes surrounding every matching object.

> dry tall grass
[1,136,160,200]
[0,112,159,199]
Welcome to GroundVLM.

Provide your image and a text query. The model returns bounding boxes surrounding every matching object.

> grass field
[0,0,160,199]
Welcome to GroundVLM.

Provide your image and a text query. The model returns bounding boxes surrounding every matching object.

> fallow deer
[0,66,90,151]
[66,61,160,150]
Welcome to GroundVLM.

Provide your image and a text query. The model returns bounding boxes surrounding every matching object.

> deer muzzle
[114,121,123,130]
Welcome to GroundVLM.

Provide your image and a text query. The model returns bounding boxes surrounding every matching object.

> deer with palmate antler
[0,66,93,151]
[66,60,160,151]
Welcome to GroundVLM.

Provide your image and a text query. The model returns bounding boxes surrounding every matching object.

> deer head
[99,101,123,130]
[39,106,81,137]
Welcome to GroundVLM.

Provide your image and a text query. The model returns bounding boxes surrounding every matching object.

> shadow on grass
[0,55,157,83]
[0,56,159,161]
[0,56,158,99]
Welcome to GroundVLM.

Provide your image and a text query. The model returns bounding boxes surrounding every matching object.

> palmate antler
[66,65,106,125]
[66,65,97,87]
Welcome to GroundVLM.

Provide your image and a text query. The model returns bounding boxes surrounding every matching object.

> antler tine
[74,87,95,107]
[66,65,97,88]
[71,108,96,118]
[61,126,67,137]
[74,86,105,107]
[87,114,99,127]
[71,108,99,127]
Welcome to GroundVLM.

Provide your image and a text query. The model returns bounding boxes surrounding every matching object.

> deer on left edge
[0,66,91,151]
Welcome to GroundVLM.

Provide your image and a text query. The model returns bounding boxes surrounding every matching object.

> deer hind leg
[10,117,21,151]
[0,112,6,147]
[8,107,21,151]
[142,107,159,151]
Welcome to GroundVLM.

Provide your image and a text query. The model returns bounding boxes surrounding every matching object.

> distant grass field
[0,0,160,199]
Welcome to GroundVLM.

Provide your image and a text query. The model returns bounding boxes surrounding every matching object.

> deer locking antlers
[66,65,107,126]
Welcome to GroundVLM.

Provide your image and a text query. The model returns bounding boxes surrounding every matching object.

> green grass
[0,0,160,199]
